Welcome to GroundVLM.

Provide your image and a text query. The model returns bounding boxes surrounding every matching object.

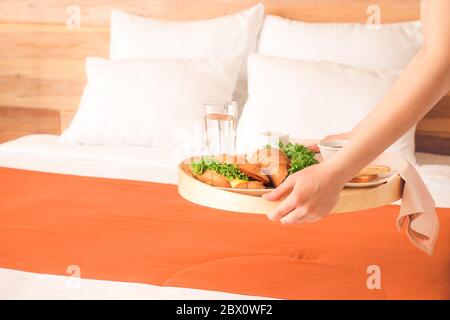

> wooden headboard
[0,0,449,154]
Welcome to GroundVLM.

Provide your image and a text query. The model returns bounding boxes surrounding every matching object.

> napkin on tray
[392,155,439,255]
[301,138,440,255]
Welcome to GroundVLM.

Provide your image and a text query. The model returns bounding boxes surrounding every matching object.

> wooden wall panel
[417,96,450,134]
[416,133,450,156]
[0,0,420,26]
[0,0,448,155]
[0,23,108,60]
[416,96,450,155]
[0,23,106,114]
[0,107,60,143]
[0,21,106,132]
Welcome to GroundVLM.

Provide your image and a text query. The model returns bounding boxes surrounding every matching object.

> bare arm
[264,0,450,224]
[333,0,450,183]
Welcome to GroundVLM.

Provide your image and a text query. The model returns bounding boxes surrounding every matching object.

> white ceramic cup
[258,131,289,149]
[318,139,348,160]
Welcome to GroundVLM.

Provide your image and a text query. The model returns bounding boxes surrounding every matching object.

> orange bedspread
[0,167,449,299]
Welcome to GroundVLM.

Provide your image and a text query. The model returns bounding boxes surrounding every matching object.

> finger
[280,207,308,225]
[262,176,295,201]
[267,195,297,221]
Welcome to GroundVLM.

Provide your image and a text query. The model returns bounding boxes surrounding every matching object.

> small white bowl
[318,139,348,160]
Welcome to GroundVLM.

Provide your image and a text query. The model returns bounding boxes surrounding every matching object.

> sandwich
[185,143,391,189]
[247,148,290,187]
[186,142,319,190]
[247,143,319,187]
[187,157,268,189]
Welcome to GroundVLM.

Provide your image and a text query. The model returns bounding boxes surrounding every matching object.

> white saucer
[346,171,397,188]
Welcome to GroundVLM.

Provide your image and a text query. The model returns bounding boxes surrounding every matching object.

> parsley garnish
[191,158,249,181]
[278,142,318,175]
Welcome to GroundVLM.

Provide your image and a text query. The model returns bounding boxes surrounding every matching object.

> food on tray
[231,180,266,189]
[213,154,270,184]
[187,142,319,189]
[245,143,318,187]
[265,164,289,187]
[278,142,319,175]
[190,158,265,189]
[350,175,378,183]
[247,147,290,167]
[348,165,392,184]
[356,165,391,177]
[197,170,230,188]
[237,163,270,184]
[247,147,290,187]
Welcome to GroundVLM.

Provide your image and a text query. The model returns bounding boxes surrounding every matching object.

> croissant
[247,148,290,187]
[193,170,231,188]
[237,162,270,185]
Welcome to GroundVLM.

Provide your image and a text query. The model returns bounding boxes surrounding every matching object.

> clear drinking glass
[204,101,238,155]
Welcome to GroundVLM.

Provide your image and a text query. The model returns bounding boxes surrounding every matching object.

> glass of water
[204,101,238,156]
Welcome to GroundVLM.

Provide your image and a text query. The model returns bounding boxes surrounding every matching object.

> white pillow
[257,15,422,70]
[237,54,416,163]
[110,4,265,107]
[61,56,241,148]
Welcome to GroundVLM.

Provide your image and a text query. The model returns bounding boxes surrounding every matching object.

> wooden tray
[178,154,405,215]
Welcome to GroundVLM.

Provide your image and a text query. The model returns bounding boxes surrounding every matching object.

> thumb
[263,176,295,201]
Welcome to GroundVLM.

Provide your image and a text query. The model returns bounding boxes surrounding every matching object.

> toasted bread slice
[356,165,391,177]
[194,170,231,188]
[237,163,270,184]
[350,175,378,183]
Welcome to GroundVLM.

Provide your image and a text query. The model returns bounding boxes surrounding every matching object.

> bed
[0,134,449,300]
[1,0,450,300]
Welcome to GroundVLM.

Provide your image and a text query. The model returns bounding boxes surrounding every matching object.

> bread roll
[248,149,289,187]
[237,163,270,184]
[247,148,289,167]
[265,164,289,187]
[356,165,390,177]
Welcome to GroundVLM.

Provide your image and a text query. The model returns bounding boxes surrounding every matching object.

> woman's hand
[263,0,450,225]
[262,161,347,224]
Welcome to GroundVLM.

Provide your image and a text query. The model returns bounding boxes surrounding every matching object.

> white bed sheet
[0,134,449,300]
[0,268,270,300]
[0,134,180,184]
